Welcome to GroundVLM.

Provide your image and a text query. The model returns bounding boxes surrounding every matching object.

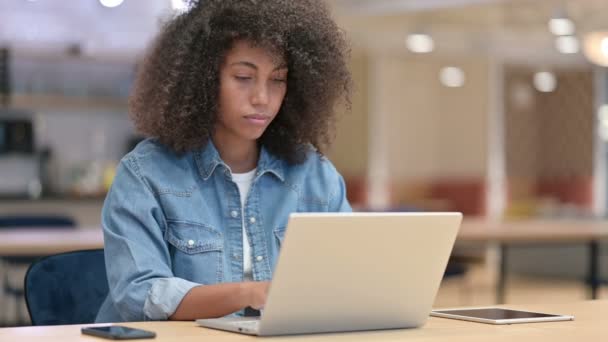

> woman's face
[216,40,288,144]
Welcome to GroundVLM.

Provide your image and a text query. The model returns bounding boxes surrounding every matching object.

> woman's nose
[251,82,270,105]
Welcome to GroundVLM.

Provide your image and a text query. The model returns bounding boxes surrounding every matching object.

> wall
[504,66,595,213]
[328,52,370,205]
[376,56,488,181]
[503,66,606,278]
[366,53,490,212]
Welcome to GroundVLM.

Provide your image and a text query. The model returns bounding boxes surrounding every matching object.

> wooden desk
[458,219,608,303]
[0,301,605,341]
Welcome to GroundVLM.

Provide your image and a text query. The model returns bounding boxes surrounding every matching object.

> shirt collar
[194,140,285,182]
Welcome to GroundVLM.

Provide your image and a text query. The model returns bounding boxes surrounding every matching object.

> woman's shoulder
[123,139,189,164]
[119,138,195,178]
[125,138,171,159]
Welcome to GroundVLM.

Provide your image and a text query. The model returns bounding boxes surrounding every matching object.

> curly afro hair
[129,0,352,164]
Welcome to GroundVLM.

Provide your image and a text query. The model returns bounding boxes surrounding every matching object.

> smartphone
[431,308,574,325]
[81,326,156,340]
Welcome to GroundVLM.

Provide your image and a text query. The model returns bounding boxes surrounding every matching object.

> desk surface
[0,229,103,256]
[0,301,605,341]
[458,219,608,243]
[1,219,608,256]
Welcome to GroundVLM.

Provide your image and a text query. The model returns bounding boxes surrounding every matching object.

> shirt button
[256,255,263,262]
[187,240,195,247]
[249,217,256,224]
[230,210,239,218]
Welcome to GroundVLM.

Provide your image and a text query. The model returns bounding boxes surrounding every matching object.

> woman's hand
[170,281,271,320]
[244,281,271,310]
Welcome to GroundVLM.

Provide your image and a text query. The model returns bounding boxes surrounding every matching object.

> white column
[593,67,607,218]
[485,58,506,291]
[486,59,506,220]
[366,54,391,210]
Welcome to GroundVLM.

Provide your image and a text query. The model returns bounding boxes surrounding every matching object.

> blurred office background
[1,0,608,326]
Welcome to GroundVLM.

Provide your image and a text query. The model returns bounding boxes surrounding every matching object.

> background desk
[2,219,607,303]
[0,228,103,256]
[0,228,104,326]
[0,301,605,341]
[458,219,608,303]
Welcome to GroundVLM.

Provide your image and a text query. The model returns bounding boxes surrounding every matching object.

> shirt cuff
[143,277,200,320]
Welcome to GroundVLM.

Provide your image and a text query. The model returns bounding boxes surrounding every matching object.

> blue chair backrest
[24,249,108,325]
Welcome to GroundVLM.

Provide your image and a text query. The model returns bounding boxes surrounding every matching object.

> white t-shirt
[231,168,257,281]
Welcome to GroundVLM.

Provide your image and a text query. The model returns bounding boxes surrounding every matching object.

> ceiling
[332,0,608,66]
[0,0,172,62]
[332,0,507,15]
[1,0,607,66]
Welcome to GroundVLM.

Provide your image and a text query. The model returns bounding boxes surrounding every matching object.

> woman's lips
[243,114,271,126]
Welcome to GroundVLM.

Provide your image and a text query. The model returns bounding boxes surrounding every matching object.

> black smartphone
[81,326,156,340]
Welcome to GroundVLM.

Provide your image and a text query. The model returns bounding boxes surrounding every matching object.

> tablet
[431,308,574,324]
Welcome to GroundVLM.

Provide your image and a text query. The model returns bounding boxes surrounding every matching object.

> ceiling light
[555,36,579,54]
[549,17,575,36]
[171,0,189,12]
[583,32,608,67]
[602,37,608,57]
[533,71,557,93]
[406,33,434,54]
[439,67,465,88]
[510,82,534,110]
[99,0,124,8]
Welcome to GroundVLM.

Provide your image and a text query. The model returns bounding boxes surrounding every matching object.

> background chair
[0,214,76,326]
[443,260,468,278]
[24,249,108,325]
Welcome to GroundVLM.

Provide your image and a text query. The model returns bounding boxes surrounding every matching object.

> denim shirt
[95,139,351,322]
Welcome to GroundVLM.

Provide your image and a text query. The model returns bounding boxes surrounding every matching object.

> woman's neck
[212,134,259,173]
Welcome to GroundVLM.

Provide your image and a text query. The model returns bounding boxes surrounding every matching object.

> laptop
[196,212,462,336]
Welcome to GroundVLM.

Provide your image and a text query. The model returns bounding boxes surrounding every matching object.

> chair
[444,259,468,278]
[0,215,76,325]
[24,249,108,325]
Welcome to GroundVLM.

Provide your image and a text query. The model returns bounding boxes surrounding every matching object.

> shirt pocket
[165,220,224,284]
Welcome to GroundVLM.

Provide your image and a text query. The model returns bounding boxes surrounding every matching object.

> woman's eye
[235,76,253,81]
[272,78,287,83]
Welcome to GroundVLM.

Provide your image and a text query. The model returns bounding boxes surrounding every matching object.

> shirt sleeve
[102,155,199,321]
[328,168,353,213]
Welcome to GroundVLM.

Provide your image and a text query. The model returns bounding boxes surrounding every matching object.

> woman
[96,0,352,322]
